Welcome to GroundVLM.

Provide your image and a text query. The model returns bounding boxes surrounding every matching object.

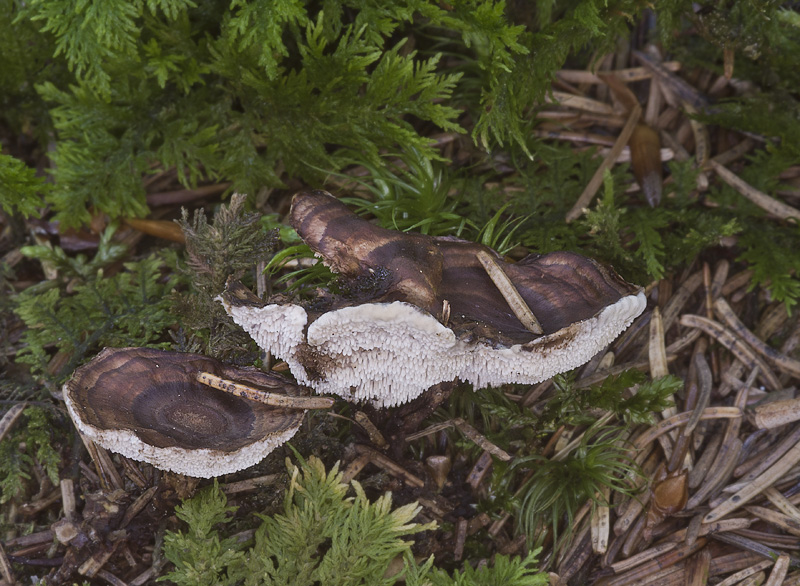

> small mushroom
[63,347,308,478]
[220,191,646,407]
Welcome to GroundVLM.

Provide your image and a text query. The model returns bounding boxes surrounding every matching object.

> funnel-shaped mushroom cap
[221,191,646,407]
[64,347,305,477]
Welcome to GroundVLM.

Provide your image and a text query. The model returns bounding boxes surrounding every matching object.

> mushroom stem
[476,251,544,335]
[195,372,335,410]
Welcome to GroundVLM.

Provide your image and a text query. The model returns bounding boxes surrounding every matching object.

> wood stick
[715,560,774,586]
[341,452,371,484]
[709,551,773,578]
[476,251,543,334]
[609,541,677,574]
[354,411,387,448]
[0,543,14,585]
[662,518,752,545]
[765,554,792,586]
[453,417,512,461]
[709,160,800,221]
[679,314,782,391]
[746,505,800,537]
[732,424,800,488]
[714,297,800,378]
[685,438,742,510]
[734,527,800,549]
[689,429,723,489]
[632,50,711,112]
[353,444,424,488]
[686,549,711,586]
[688,367,756,508]
[196,371,334,410]
[633,407,742,451]
[556,62,681,84]
[591,486,611,555]
[683,353,713,436]
[711,533,794,566]
[0,403,26,444]
[751,398,800,429]
[764,486,800,521]
[704,435,800,523]
[545,91,616,114]
[685,103,710,166]
[605,538,707,586]
[566,104,642,222]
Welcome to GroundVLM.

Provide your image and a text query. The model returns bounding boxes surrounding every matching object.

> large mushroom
[220,190,646,407]
[64,347,312,477]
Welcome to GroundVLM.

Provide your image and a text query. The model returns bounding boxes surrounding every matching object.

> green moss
[172,194,276,359]
[162,454,548,586]
[0,407,62,504]
[14,225,180,384]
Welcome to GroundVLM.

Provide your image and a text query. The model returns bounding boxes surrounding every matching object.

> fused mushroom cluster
[64,347,306,477]
[221,190,647,407]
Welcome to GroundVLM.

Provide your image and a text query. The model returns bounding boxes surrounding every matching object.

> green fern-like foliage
[1,0,60,147]
[699,143,800,311]
[334,147,522,253]
[460,371,674,556]
[0,154,49,218]
[432,371,678,464]
[497,150,739,284]
[162,454,435,586]
[178,195,275,295]
[243,455,434,586]
[0,406,61,504]
[339,147,470,237]
[14,227,179,383]
[161,479,247,586]
[17,0,477,227]
[689,0,787,63]
[738,222,800,313]
[8,0,707,227]
[540,371,680,428]
[162,454,549,586]
[429,550,548,586]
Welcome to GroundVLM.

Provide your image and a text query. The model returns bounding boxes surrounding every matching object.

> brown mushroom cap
[219,190,646,407]
[291,190,642,344]
[63,347,305,477]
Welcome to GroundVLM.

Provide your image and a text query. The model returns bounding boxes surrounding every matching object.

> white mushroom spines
[221,292,647,408]
[307,303,459,405]
[62,410,300,478]
[469,290,647,389]
[217,300,311,382]
[308,303,456,351]
[226,302,307,358]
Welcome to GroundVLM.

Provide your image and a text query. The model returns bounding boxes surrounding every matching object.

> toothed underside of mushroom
[64,347,305,477]
[221,293,647,408]
[64,411,301,478]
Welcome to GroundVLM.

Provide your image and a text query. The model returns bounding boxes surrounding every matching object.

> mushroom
[220,191,647,407]
[63,347,310,478]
